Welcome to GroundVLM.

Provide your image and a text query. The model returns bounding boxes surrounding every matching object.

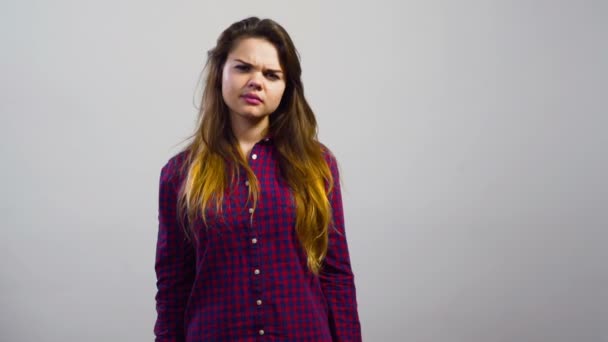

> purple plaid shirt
[154,137,361,341]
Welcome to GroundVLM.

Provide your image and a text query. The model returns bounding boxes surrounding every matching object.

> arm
[154,160,196,342]
[319,152,362,342]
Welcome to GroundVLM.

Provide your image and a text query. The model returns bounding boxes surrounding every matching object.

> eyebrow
[234,59,283,74]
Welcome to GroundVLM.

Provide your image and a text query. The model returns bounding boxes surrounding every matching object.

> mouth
[242,93,262,102]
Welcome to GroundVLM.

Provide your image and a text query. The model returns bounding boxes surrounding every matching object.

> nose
[247,73,263,90]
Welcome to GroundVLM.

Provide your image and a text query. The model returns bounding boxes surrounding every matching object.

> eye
[235,64,250,71]
[265,72,280,80]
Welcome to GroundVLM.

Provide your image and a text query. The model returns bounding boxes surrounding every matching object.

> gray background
[1,0,606,341]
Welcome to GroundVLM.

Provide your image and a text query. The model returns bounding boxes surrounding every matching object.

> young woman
[154,17,361,341]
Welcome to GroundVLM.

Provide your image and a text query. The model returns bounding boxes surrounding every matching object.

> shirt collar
[259,134,273,145]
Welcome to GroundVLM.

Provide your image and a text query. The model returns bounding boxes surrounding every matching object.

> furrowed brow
[234,59,283,74]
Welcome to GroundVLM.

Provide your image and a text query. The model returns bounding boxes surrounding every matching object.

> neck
[230,114,269,157]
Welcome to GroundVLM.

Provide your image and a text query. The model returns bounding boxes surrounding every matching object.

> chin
[237,111,269,120]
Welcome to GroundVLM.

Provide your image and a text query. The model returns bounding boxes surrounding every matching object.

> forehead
[227,37,282,70]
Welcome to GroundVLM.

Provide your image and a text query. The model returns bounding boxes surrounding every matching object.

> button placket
[248,144,266,337]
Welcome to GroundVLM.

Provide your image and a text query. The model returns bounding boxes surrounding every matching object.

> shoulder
[160,149,191,187]
[317,141,340,177]
[318,141,337,164]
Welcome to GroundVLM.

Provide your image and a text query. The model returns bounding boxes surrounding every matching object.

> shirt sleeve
[319,151,363,342]
[154,160,196,342]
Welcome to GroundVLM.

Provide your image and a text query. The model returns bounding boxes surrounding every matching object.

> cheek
[221,79,236,104]
[221,69,237,97]
[270,84,286,105]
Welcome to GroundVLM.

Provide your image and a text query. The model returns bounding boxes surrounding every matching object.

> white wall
[1,0,606,341]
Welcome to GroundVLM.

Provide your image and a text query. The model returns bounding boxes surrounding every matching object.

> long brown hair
[178,17,334,275]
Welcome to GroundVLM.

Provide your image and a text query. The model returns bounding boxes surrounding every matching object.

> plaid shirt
[154,137,361,341]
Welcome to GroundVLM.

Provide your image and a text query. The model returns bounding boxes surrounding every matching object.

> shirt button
[248,208,254,214]
[259,329,265,335]
[245,180,249,187]
[254,269,260,275]
[251,238,258,244]
[251,153,258,160]
[256,299,262,305]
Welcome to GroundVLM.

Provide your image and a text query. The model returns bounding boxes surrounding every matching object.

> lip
[243,97,262,105]
[242,93,262,102]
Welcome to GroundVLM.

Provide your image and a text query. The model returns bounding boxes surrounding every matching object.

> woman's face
[221,37,286,123]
